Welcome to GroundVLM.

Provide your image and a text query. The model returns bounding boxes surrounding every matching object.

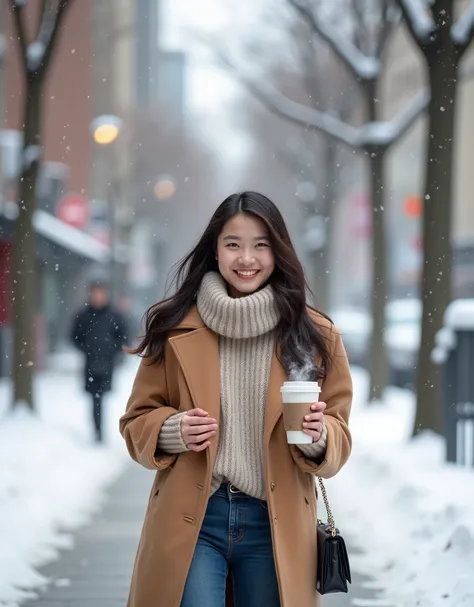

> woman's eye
[256,242,269,248]
[226,243,239,248]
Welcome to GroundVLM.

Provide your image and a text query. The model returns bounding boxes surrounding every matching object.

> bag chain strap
[317,477,337,537]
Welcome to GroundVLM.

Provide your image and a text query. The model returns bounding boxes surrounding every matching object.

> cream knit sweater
[156,272,327,500]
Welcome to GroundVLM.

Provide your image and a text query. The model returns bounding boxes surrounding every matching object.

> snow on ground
[330,367,474,607]
[0,350,139,606]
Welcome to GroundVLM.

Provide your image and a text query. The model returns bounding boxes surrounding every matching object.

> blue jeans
[181,483,281,607]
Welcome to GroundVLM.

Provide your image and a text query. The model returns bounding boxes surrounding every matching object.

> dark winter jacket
[71,305,128,393]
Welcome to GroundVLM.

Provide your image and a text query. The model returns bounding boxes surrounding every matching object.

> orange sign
[403,195,423,218]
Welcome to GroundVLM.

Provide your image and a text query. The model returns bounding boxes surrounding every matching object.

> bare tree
[218,0,427,400]
[7,0,75,409]
[397,0,474,434]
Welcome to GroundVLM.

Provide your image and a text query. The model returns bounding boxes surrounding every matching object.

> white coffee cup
[280,381,321,444]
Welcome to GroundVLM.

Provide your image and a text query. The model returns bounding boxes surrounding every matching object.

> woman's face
[216,213,275,298]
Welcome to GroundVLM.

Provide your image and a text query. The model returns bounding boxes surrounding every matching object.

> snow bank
[329,369,474,607]
[444,299,474,331]
[0,353,138,606]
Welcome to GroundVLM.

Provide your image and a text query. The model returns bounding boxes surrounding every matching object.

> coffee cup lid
[280,381,321,392]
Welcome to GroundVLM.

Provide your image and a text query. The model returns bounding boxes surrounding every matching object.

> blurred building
[0,1,111,376]
[135,0,160,109]
[0,0,189,373]
[157,50,186,134]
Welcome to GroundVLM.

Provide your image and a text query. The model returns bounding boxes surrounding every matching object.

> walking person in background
[71,279,128,443]
[120,192,352,607]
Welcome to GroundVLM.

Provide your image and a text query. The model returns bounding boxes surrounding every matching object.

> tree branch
[397,0,436,46]
[349,0,367,55]
[286,0,380,81]
[375,0,401,59]
[221,51,429,153]
[223,58,360,148]
[8,0,28,71]
[213,13,430,155]
[357,89,429,147]
[41,0,75,73]
[37,0,50,39]
[451,1,474,54]
[251,80,361,147]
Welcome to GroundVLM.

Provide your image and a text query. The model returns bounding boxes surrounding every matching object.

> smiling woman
[120,191,353,607]
[217,214,275,297]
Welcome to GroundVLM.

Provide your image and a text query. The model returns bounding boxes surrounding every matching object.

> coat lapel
[264,349,288,447]
[169,328,221,462]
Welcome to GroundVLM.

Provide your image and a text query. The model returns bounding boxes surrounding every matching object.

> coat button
[270,482,275,491]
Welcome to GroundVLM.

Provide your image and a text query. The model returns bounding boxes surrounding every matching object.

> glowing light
[154,177,176,200]
[91,115,122,146]
[93,124,119,145]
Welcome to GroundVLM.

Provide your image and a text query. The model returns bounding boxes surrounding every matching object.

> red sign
[56,193,89,228]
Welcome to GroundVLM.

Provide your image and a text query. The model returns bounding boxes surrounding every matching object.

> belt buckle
[229,483,241,494]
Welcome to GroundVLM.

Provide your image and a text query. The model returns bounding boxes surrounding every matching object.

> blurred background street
[1,0,474,606]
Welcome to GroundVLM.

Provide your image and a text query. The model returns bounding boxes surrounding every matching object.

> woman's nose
[238,253,255,265]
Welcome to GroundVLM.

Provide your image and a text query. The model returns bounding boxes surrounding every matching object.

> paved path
[23,465,151,607]
[24,465,385,607]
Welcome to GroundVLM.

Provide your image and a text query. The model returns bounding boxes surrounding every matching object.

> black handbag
[316,477,351,595]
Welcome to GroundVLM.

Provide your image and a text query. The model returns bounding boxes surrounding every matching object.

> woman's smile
[234,269,260,280]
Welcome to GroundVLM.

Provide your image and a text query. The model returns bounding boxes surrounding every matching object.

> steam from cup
[288,354,317,382]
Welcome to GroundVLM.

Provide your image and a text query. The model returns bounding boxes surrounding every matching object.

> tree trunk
[310,141,339,312]
[12,75,43,410]
[322,141,340,312]
[368,148,388,400]
[364,79,388,401]
[413,38,458,434]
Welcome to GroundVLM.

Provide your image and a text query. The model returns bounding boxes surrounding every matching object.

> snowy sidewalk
[21,464,153,607]
[20,461,384,607]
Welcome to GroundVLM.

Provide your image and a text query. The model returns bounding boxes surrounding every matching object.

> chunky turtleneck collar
[196,272,279,339]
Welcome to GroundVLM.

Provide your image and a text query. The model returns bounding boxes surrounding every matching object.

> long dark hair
[129,192,333,379]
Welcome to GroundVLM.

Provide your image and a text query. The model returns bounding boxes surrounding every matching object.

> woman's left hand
[302,401,327,442]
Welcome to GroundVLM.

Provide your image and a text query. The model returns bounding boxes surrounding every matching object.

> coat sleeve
[119,352,181,471]
[290,328,352,478]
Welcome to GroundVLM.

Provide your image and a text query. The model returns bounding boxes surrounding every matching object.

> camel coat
[119,306,352,607]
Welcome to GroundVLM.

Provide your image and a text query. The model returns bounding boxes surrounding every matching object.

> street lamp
[90,114,123,304]
[91,114,122,146]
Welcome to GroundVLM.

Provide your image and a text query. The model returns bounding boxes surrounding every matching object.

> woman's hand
[302,401,327,442]
[181,408,218,452]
